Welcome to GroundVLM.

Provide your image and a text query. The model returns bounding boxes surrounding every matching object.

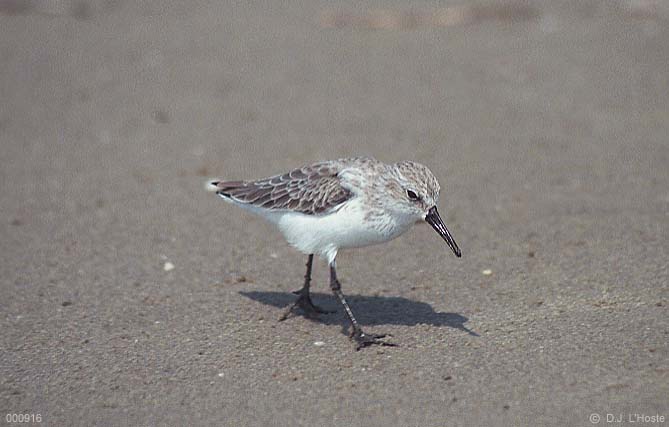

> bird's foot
[279,293,334,321]
[351,329,397,351]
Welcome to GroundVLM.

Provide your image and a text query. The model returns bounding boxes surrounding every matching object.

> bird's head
[385,161,461,258]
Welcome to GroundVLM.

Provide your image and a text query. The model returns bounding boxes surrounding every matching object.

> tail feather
[206,180,248,199]
[206,180,222,192]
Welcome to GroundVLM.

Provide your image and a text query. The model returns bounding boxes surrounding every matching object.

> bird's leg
[279,254,333,321]
[329,260,396,350]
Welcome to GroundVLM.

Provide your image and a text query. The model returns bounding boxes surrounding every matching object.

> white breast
[274,198,413,264]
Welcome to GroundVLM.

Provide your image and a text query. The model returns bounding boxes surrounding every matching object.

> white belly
[274,200,412,264]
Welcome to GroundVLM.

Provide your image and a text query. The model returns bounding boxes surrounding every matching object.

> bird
[206,157,461,350]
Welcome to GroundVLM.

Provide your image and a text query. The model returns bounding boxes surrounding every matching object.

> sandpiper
[207,157,461,349]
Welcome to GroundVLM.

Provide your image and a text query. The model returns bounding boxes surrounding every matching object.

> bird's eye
[406,190,420,201]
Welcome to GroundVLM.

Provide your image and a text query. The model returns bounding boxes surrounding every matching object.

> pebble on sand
[163,262,175,271]
[482,269,492,276]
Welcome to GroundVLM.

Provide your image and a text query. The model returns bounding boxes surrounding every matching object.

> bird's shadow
[239,291,479,337]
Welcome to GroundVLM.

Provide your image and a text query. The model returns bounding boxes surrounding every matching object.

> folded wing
[209,162,352,215]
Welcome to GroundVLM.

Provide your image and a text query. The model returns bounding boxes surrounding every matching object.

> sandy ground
[1,0,668,426]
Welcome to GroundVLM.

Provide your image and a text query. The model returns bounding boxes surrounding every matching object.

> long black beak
[425,206,461,258]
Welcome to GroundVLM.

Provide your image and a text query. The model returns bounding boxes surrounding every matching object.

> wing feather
[211,162,352,215]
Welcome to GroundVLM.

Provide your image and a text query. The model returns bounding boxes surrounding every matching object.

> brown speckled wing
[212,162,352,215]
